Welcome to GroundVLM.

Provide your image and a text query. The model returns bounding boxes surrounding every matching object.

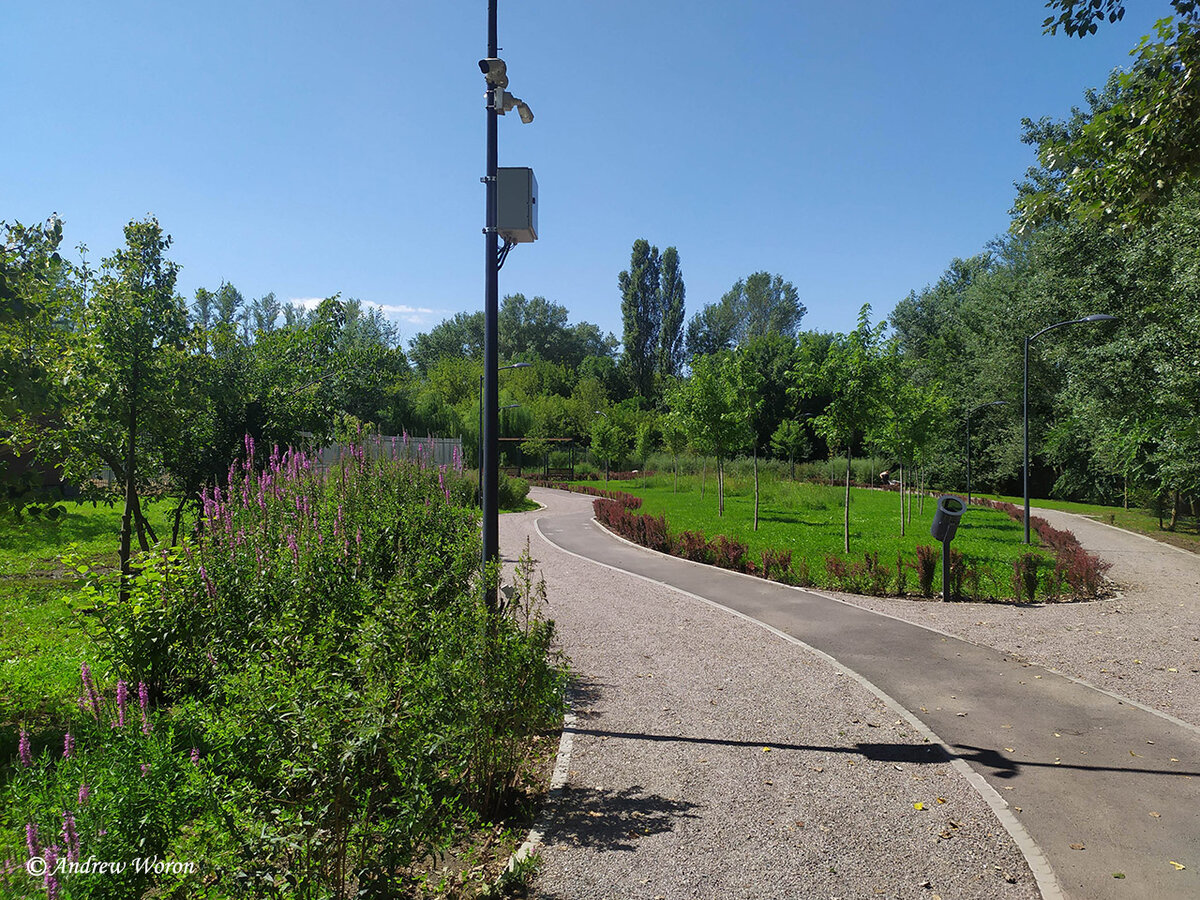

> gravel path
[837,506,1200,727]
[501,489,1040,900]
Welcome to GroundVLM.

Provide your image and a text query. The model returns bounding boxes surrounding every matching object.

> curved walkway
[840,504,1200,727]
[508,488,1200,900]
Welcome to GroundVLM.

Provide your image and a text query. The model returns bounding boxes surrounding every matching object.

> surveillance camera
[516,101,534,124]
[478,57,508,89]
[493,90,534,123]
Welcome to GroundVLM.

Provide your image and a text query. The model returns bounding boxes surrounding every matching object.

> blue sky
[3,1,1168,345]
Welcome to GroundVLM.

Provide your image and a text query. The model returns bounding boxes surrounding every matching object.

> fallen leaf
[1169,861,1186,871]
[914,802,925,810]
[1113,872,1126,879]
[1131,750,1141,758]
[1150,811,1161,818]
[1070,843,1086,850]
[936,797,947,804]
[1005,747,1015,753]
[762,747,771,753]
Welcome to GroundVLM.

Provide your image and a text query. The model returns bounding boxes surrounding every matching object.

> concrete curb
[502,690,578,879]
[536,514,1064,900]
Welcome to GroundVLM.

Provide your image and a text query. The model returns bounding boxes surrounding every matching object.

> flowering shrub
[6,438,564,898]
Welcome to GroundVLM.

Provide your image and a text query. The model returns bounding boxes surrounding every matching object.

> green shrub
[498,473,530,510]
[5,441,564,898]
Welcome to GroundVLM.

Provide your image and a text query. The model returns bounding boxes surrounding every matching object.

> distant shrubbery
[591,490,1109,602]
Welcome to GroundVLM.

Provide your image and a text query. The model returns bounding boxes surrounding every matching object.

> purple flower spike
[43,845,59,899]
[139,682,152,733]
[61,812,79,863]
[191,747,200,765]
[78,783,90,805]
[81,663,101,719]
[25,822,38,858]
[140,763,150,777]
[17,728,31,767]
[116,679,128,728]
[63,732,74,759]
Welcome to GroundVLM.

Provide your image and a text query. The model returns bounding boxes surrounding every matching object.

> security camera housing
[478,57,508,89]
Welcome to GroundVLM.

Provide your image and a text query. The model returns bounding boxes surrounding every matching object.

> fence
[314,434,463,471]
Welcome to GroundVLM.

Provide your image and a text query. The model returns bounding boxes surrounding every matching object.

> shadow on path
[546,784,699,852]
[568,727,1200,780]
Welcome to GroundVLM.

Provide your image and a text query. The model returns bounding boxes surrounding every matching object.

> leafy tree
[662,416,689,492]
[684,300,739,359]
[1017,2,1200,228]
[795,305,887,552]
[658,247,686,379]
[61,218,188,598]
[634,420,656,487]
[590,417,630,483]
[408,311,486,374]
[770,419,812,479]
[251,291,281,334]
[0,215,74,474]
[213,281,245,330]
[618,239,662,399]
[684,272,804,357]
[666,351,748,515]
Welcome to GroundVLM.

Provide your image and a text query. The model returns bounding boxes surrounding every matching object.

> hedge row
[973,499,1112,598]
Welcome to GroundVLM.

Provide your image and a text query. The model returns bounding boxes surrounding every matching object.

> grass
[0,500,176,728]
[578,472,1046,599]
[977,492,1200,555]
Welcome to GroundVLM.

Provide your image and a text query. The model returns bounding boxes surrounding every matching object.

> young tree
[796,305,887,553]
[770,419,812,480]
[634,420,656,488]
[666,352,747,516]
[662,417,689,493]
[64,218,187,599]
[590,417,630,483]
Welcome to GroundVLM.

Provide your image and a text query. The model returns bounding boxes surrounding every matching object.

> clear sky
[3,1,1168,345]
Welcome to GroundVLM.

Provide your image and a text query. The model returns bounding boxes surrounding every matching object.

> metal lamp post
[1023,314,1116,543]
[965,401,1006,505]
[479,0,534,605]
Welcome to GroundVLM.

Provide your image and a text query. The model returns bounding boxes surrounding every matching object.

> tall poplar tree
[618,239,661,399]
[658,246,686,379]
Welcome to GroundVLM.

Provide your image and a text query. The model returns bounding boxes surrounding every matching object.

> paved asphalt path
[534,494,1200,900]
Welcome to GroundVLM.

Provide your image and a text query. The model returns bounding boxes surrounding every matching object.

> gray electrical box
[496,167,538,243]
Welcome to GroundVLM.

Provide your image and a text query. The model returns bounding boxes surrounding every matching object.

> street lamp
[480,0,535,608]
[1023,314,1116,543]
[965,401,1006,505]
[478,362,532,496]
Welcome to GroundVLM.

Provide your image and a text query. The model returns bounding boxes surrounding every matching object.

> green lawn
[0,500,175,728]
[977,492,1200,555]
[577,472,1046,599]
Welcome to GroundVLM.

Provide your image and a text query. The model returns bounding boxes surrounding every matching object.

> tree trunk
[899,464,905,537]
[1124,474,1129,510]
[718,456,725,516]
[170,497,189,546]
[673,453,678,493]
[701,458,706,499]
[119,390,138,605]
[753,444,760,532]
[843,448,851,554]
[1169,489,1180,531]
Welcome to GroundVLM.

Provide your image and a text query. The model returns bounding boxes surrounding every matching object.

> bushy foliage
[6,441,564,897]
[914,545,938,597]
